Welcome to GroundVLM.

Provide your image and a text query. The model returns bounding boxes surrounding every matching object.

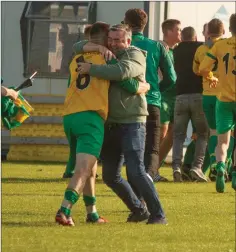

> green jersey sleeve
[158,44,176,93]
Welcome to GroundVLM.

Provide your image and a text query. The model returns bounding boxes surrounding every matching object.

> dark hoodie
[173,41,203,95]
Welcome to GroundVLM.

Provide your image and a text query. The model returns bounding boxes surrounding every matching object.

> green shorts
[63,111,104,158]
[202,95,216,130]
[216,99,236,135]
[160,98,175,124]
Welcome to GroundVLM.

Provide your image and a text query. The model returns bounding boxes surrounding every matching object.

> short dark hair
[208,18,224,37]
[181,26,196,41]
[84,24,92,37]
[89,22,110,39]
[230,13,236,34]
[162,19,181,35]
[124,8,148,31]
[203,23,208,33]
[109,24,132,39]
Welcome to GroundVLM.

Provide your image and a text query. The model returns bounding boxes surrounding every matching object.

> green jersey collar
[132,32,144,37]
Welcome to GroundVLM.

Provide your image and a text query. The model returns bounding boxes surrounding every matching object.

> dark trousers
[101,122,165,218]
[144,104,161,178]
[172,94,209,169]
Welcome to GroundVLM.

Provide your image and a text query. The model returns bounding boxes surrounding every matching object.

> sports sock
[208,135,217,166]
[216,161,225,172]
[87,212,99,222]
[83,195,96,207]
[216,161,226,193]
[83,195,98,220]
[202,149,210,174]
[232,166,236,190]
[159,159,166,168]
[60,189,80,216]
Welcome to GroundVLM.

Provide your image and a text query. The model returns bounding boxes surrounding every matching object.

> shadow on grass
[2,211,42,216]
[1,160,66,166]
[2,221,53,227]
[2,193,62,197]
[1,177,106,184]
[94,179,105,184]
[1,177,67,184]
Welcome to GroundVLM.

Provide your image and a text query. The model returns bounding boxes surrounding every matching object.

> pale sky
[168,1,235,41]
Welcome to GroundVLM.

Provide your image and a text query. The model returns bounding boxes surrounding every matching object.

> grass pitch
[1,162,235,252]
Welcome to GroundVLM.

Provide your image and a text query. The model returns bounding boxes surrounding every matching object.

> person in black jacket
[172,27,209,182]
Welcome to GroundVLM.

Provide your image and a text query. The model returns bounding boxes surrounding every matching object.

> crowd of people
[2,8,235,227]
[55,9,236,226]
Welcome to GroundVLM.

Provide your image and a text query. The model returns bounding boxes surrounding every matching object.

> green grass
[1,162,235,252]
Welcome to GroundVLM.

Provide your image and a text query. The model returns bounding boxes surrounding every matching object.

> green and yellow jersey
[193,38,223,96]
[199,36,236,102]
[64,52,110,120]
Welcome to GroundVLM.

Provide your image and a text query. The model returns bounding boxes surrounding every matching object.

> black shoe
[153,174,169,182]
[190,168,208,182]
[173,168,182,182]
[181,165,192,181]
[62,173,73,179]
[224,171,229,182]
[147,216,168,225]
[228,172,232,182]
[209,167,217,181]
[127,210,150,223]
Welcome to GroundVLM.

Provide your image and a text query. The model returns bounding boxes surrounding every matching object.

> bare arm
[1,86,19,100]
[73,40,115,61]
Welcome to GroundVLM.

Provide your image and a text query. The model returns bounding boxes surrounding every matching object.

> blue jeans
[101,122,165,219]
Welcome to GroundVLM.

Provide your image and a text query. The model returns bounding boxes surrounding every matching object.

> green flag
[1,90,34,130]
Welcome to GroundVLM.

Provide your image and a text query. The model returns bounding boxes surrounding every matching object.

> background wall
[1,1,145,96]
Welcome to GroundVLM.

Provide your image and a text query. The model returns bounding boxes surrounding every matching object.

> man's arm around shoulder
[89,47,147,81]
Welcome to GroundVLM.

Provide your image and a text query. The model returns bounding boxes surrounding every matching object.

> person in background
[122,9,176,184]
[202,23,209,42]
[193,19,234,182]
[181,22,211,178]
[230,130,236,181]
[1,78,19,100]
[1,86,19,101]
[172,26,209,182]
[199,14,236,192]
[156,19,181,182]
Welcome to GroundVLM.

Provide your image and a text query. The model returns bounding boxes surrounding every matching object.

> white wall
[1,1,145,96]
[1,2,26,87]
[1,1,52,95]
[97,1,144,24]
[148,2,165,41]
[168,2,235,41]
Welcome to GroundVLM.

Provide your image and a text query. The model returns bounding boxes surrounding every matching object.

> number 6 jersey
[199,36,236,102]
[63,52,110,120]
